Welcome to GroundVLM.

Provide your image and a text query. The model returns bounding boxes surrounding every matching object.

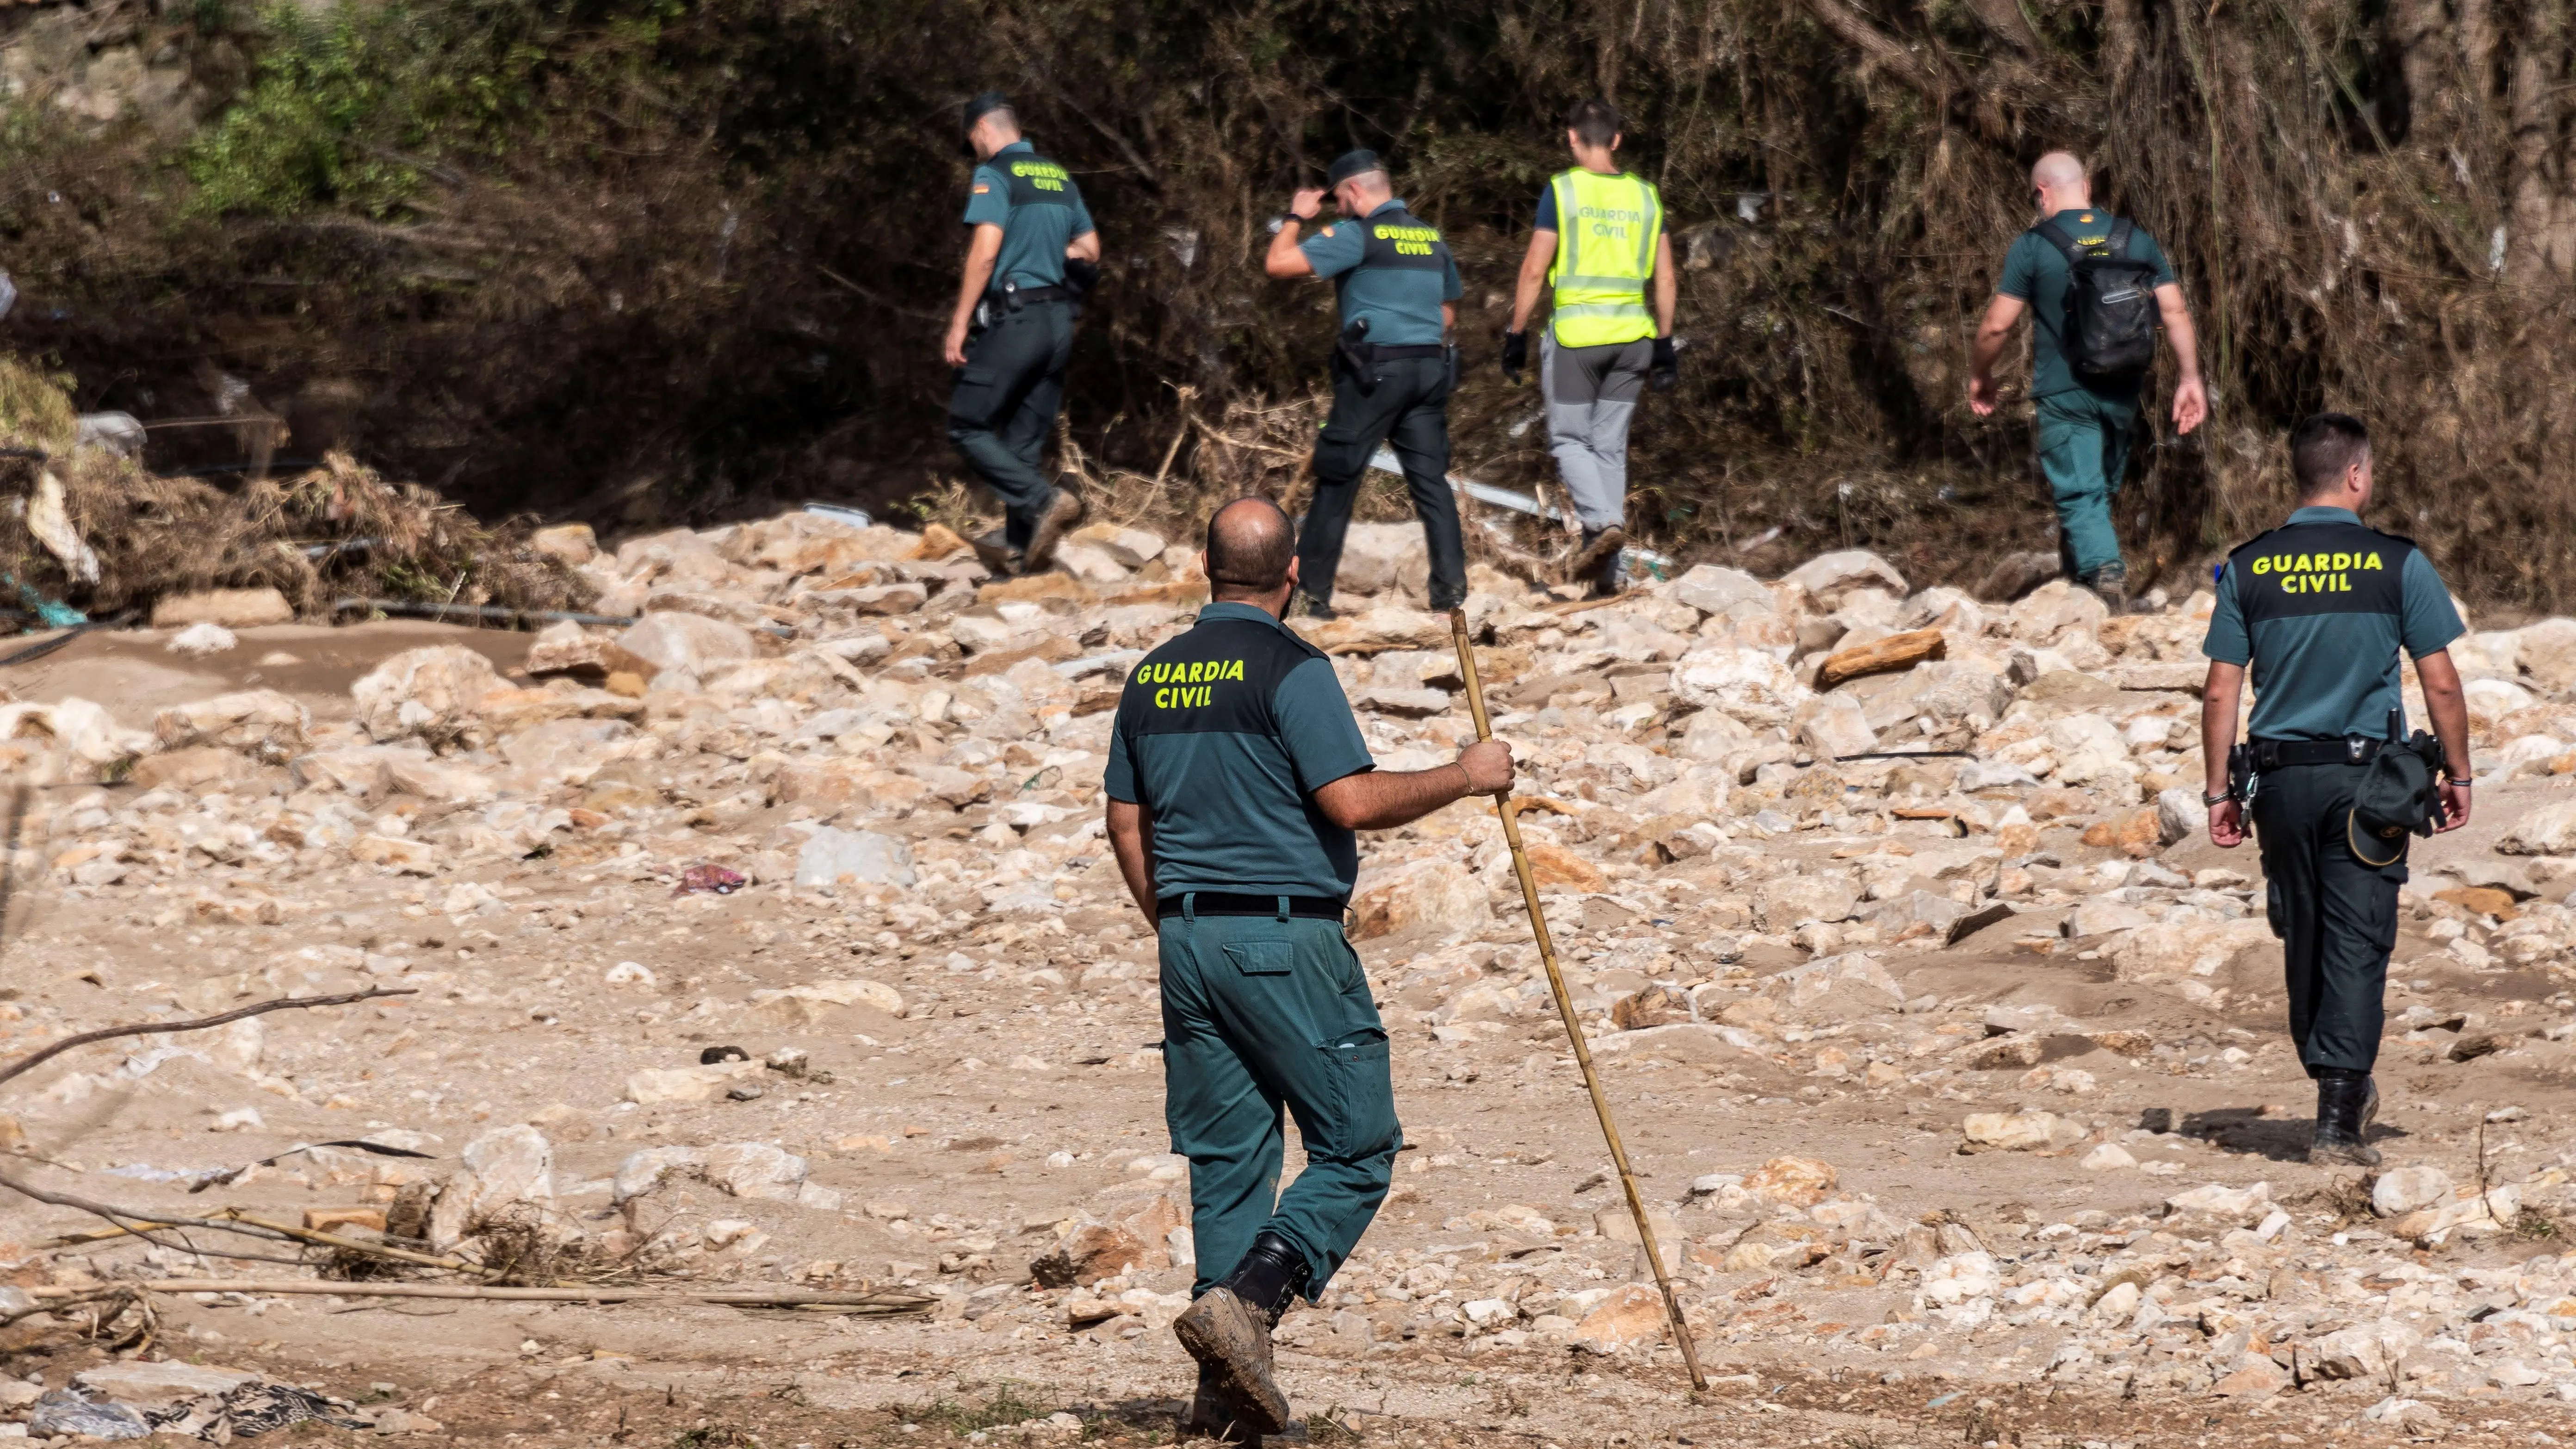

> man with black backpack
[1969,152,2207,611]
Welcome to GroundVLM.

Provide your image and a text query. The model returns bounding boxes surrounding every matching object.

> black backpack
[2034,217,2161,384]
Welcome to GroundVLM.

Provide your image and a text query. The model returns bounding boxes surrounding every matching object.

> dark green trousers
[1299,355,1469,610]
[2034,389,2138,580]
[1159,901,1400,1301]
[2251,761,2405,1074]
[946,299,1075,550]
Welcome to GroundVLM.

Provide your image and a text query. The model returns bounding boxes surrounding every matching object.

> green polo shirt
[2202,507,2465,741]
[963,140,1097,294]
[1298,198,1462,347]
[1997,209,2178,402]
[1104,603,1376,899]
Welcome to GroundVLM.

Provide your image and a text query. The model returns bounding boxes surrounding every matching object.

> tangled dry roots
[0,408,592,624]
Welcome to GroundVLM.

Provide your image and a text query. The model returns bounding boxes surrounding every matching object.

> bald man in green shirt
[1970,151,2207,611]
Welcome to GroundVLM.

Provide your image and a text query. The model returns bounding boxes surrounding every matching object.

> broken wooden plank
[1818,627,1945,688]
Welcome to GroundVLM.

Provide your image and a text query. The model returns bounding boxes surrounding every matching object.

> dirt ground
[4,599,2575,1449]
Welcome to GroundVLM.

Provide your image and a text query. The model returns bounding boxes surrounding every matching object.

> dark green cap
[963,91,1015,136]
[1325,149,1384,188]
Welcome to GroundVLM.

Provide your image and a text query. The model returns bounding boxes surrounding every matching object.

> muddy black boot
[1023,486,1087,573]
[1172,1232,1307,1436]
[1287,589,1336,622]
[1569,525,1627,598]
[969,528,1022,577]
[2310,1069,2381,1166]
[2086,560,2131,614]
[1179,1364,1262,1444]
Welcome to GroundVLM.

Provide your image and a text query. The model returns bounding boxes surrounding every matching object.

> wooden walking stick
[1446,609,1708,1393]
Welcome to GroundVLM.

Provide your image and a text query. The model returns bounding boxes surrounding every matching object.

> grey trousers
[1543,332,1653,531]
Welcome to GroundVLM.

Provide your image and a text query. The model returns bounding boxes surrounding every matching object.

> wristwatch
[2202,791,2234,807]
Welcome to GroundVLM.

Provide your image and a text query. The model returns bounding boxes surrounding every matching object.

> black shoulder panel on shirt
[1114,615,1320,738]
[1358,207,1451,274]
[2228,520,2412,624]
[998,151,1079,211]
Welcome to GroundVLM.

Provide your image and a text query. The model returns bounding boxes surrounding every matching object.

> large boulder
[352,645,505,749]
[151,689,309,762]
[1350,858,1487,941]
[2511,617,2576,693]
[1670,646,1809,727]
[1782,550,1907,610]
[1793,692,1877,759]
[2498,800,2576,855]
[1753,874,1859,932]
[618,610,762,677]
[794,827,918,888]
[1331,522,1433,600]
[425,1125,554,1251]
[2006,579,2108,644]
[1671,564,1774,617]
[525,620,656,686]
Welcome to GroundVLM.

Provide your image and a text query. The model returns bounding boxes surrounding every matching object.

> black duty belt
[991,285,1076,307]
[2249,736,2384,769]
[1360,343,1445,361]
[1157,892,1346,920]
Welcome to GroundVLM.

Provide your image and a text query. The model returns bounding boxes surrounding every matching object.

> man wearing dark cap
[1263,150,1468,619]
[944,92,1101,576]
[1105,496,1513,1442]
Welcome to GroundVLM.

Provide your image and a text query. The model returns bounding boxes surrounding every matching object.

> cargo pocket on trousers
[1318,1027,1398,1157]
[1223,942,1294,976]
[947,367,1003,426]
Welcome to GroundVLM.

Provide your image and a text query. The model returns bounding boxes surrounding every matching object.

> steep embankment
[2,0,2572,606]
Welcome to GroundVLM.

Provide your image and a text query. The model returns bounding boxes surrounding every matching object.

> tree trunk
[2384,0,2451,146]
[2505,0,2566,280]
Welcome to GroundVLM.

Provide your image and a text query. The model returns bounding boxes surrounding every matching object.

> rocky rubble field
[5,510,2576,1446]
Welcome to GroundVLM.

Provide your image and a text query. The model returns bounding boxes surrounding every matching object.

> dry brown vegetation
[3,0,2574,606]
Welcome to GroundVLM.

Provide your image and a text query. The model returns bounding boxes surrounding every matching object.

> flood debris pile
[0,358,592,625]
[3,506,2576,1434]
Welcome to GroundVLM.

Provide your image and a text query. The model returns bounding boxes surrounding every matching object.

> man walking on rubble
[2200,413,2471,1166]
[944,91,1100,577]
[1502,98,1679,599]
[1103,496,1515,1442]
[1263,150,1468,620]
[1968,151,2207,611]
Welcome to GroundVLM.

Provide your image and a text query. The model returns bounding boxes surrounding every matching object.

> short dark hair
[2290,412,2372,496]
[1567,99,1622,149]
[1205,496,1294,597]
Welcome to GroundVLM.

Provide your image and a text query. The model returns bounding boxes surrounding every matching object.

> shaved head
[1206,497,1295,598]
[2032,152,2087,189]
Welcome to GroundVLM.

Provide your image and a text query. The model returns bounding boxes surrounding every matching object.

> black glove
[1650,335,1679,391]
[1500,329,1528,383]
[1063,257,1099,297]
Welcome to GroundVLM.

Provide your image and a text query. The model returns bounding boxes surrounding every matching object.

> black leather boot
[2310,1069,2381,1166]
[1172,1232,1309,1435]
[1180,1363,1262,1444]
[1569,525,1627,598]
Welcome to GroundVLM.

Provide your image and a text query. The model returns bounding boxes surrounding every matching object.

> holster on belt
[1333,318,1377,395]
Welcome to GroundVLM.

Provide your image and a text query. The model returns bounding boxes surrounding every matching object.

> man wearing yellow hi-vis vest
[1505,99,1678,598]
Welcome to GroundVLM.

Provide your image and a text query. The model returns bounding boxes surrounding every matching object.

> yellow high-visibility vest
[1547,168,1662,347]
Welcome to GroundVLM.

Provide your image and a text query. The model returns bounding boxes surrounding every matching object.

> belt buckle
[2346,737,2367,764]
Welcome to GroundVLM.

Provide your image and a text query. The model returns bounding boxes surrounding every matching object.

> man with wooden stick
[1504,98,1679,599]
[1104,496,1512,1442]
[1969,151,2206,612]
